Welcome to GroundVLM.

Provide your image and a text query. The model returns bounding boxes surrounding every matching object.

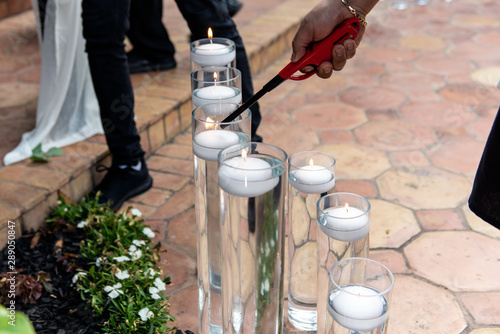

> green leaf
[30,153,50,163]
[32,143,43,156]
[46,147,63,156]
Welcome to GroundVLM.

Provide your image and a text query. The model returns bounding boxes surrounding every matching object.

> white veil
[3,0,103,166]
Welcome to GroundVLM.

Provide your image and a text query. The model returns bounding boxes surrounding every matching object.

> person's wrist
[339,0,368,26]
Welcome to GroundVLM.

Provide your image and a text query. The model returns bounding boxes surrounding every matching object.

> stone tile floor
[1,0,500,333]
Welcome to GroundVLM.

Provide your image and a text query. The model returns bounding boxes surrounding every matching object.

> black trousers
[82,0,144,165]
[469,106,500,229]
[81,0,262,166]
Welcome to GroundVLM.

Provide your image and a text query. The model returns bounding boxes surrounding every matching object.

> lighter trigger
[289,65,317,81]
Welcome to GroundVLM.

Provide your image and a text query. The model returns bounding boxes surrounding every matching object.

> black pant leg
[128,0,176,60]
[82,0,145,165]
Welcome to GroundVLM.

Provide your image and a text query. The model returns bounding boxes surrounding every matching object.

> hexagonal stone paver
[460,293,500,326]
[338,86,406,110]
[369,199,420,249]
[471,67,500,87]
[451,14,500,27]
[439,84,500,106]
[314,143,391,180]
[258,123,319,156]
[462,205,500,240]
[355,120,437,151]
[427,139,485,175]
[380,71,445,91]
[292,103,366,130]
[365,48,420,63]
[390,275,467,334]
[417,58,475,76]
[399,35,445,50]
[470,329,500,334]
[400,101,476,128]
[405,231,500,291]
[377,167,471,210]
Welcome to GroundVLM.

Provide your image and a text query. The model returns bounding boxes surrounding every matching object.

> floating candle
[192,117,241,161]
[192,86,241,108]
[318,204,369,242]
[289,159,334,194]
[190,29,236,67]
[219,149,279,197]
[327,285,389,331]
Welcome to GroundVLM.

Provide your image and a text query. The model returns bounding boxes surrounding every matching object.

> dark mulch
[0,226,105,334]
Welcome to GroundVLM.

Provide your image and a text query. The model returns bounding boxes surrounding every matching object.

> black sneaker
[91,158,153,210]
[127,51,177,74]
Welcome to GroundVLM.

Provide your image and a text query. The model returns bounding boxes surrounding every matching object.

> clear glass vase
[218,142,288,334]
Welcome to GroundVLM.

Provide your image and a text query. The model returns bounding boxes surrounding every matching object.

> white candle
[193,130,240,161]
[192,86,241,108]
[328,285,389,331]
[219,153,279,197]
[289,164,334,194]
[318,205,369,242]
[191,43,236,67]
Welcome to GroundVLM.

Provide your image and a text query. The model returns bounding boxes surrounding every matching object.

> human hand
[290,0,372,79]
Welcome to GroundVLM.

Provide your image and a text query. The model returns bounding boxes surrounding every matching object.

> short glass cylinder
[192,104,251,334]
[286,151,336,331]
[316,193,371,334]
[218,142,287,334]
[327,258,394,334]
[190,37,236,70]
[191,67,242,112]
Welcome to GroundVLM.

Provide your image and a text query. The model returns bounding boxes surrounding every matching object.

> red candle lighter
[222,17,361,124]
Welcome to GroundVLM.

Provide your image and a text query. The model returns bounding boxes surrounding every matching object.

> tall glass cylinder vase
[286,151,336,331]
[218,142,287,334]
[327,258,394,334]
[191,37,236,71]
[191,67,242,112]
[316,193,371,334]
[193,104,251,334]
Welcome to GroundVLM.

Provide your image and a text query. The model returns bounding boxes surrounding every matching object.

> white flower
[104,283,124,299]
[146,268,156,278]
[64,207,68,212]
[154,277,166,291]
[132,239,146,247]
[77,220,88,228]
[131,208,142,217]
[115,269,130,280]
[95,257,104,267]
[113,256,130,263]
[129,244,137,252]
[72,272,87,284]
[138,307,154,321]
[130,249,142,261]
[143,227,155,239]
[149,287,161,300]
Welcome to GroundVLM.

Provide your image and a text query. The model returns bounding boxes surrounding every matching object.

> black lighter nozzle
[221,74,285,124]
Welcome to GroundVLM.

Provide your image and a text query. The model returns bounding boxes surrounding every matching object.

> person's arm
[291,0,379,78]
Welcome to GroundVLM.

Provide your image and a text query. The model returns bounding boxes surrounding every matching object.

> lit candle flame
[213,72,218,85]
[309,159,314,167]
[241,149,247,161]
[345,203,349,212]
[208,28,213,43]
[205,116,216,130]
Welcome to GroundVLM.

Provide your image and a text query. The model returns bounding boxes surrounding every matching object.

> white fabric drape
[3,0,103,165]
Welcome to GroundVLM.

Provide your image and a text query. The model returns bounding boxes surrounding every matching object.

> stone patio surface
[1,0,500,333]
